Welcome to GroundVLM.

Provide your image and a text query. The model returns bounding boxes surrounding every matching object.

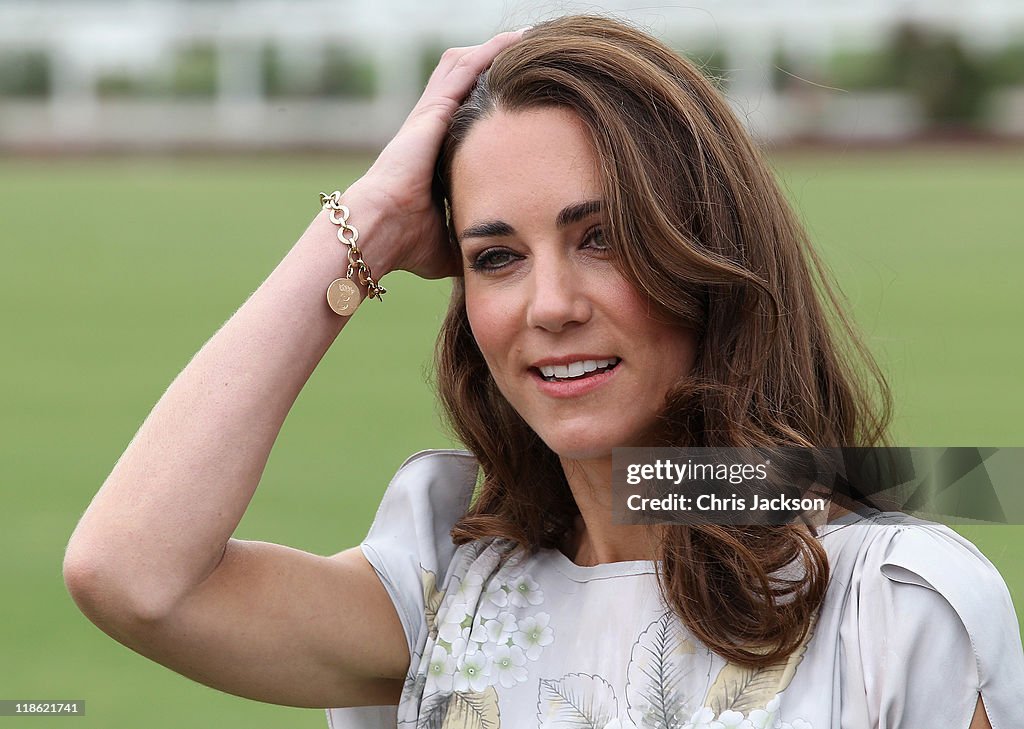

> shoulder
[825,515,1013,620]
[373,449,479,521]
[393,448,478,483]
[822,515,1024,727]
[368,448,479,533]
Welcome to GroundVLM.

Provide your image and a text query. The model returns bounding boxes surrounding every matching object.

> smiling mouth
[536,357,621,382]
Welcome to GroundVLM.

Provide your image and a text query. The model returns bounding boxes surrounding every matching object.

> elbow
[63,546,115,619]
[63,541,176,627]
[63,549,107,623]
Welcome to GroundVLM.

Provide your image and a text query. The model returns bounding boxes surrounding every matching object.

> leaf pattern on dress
[625,612,713,729]
[439,687,501,729]
[404,647,426,708]
[423,568,445,640]
[536,672,619,728]
[704,611,818,716]
[418,689,451,729]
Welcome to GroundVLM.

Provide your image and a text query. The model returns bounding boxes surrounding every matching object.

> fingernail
[516,25,533,33]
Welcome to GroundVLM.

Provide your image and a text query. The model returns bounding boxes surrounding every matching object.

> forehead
[450,107,600,227]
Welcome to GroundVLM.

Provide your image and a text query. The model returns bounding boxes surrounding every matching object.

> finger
[441,29,527,82]
[427,45,473,81]
[426,29,528,96]
[402,29,528,135]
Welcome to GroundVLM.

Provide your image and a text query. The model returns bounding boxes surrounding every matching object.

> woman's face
[451,106,697,461]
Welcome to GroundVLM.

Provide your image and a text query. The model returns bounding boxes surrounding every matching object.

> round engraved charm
[326,277,360,316]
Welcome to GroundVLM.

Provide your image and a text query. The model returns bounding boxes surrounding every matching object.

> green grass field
[1,149,1022,728]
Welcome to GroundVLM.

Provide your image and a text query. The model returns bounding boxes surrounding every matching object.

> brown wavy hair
[433,15,891,668]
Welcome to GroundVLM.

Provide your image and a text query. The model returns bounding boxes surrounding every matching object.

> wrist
[336,182,402,279]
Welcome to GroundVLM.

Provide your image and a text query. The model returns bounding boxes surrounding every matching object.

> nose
[525,251,592,332]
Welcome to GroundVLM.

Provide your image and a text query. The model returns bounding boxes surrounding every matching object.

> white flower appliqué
[484,643,528,688]
[480,579,510,620]
[683,706,723,729]
[423,561,552,697]
[509,573,544,607]
[513,612,554,660]
[438,601,471,644]
[678,695,806,729]
[427,644,456,693]
[454,650,490,693]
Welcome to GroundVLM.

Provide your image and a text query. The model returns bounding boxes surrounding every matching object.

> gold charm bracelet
[319,190,387,316]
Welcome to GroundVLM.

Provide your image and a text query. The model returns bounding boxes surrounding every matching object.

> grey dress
[326,450,1024,729]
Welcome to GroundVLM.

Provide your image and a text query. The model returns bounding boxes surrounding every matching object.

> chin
[538,431,634,463]
[536,420,666,462]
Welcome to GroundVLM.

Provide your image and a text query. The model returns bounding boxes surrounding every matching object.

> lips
[530,357,621,398]
[536,357,620,381]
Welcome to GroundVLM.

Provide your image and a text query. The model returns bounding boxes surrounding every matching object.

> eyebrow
[458,199,604,243]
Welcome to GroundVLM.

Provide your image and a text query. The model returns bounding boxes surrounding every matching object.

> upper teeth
[539,358,619,379]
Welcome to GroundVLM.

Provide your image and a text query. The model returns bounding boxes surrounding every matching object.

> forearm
[65,192,398,619]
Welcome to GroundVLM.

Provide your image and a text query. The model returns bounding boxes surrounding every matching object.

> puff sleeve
[847,519,1024,729]
[325,451,477,729]
[358,450,478,661]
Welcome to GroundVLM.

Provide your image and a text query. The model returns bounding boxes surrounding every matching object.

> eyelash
[469,226,610,272]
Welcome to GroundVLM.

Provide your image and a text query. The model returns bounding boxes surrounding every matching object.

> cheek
[597,265,646,310]
[615,283,698,377]
[465,284,516,372]
[653,329,698,391]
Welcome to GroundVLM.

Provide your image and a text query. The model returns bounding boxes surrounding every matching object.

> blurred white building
[1,0,1023,150]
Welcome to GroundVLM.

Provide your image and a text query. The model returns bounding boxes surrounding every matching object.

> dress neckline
[541,507,885,581]
[542,546,659,582]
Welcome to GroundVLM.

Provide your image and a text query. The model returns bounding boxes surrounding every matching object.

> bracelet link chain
[319,191,387,316]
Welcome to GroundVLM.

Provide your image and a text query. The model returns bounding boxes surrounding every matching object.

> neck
[559,455,660,566]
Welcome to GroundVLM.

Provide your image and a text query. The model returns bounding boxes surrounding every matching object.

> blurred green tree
[0,50,51,97]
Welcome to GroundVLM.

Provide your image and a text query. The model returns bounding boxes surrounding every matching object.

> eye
[469,247,521,272]
[583,226,610,251]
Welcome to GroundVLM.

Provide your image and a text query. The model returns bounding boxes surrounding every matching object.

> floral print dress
[325,451,1024,729]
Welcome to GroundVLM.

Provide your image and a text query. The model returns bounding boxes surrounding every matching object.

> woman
[64,15,1021,729]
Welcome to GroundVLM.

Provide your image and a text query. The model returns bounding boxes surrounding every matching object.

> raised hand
[347,29,528,280]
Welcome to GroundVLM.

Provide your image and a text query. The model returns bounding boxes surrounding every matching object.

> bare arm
[969,695,991,729]
[62,30,526,708]
[65,201,394,624]
[63,197,413,706]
